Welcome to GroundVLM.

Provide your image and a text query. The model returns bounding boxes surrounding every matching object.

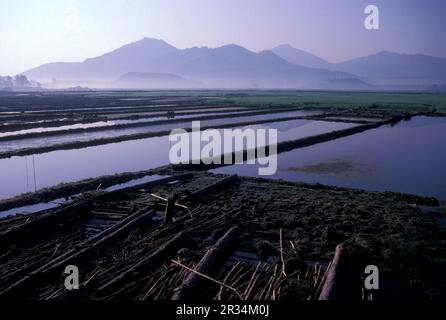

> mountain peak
[213,44,253,57]
[125,37,176,50]
[139,37,169,44]
[376,50,397,56]
[217,44,247,51]
[271,44,330,69]
[273,44,294,50]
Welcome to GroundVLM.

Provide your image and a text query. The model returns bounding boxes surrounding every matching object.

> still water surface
[0,118,351,200]
[213,116,446,199]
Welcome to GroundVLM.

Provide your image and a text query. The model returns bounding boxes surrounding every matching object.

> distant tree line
[0,75,41,90]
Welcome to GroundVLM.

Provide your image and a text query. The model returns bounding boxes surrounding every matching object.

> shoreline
[0,166,439,218]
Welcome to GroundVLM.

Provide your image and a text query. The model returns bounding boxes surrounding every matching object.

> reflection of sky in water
[214,116,446,199]
[0,121,113,138]
[0,110,251,139]
[0,117,338,200]
[0,136,171,200]
[0,110,319,152]
[243,119,356,142]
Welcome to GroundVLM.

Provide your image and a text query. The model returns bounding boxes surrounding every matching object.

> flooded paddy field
[1,90,446,301]
[0,106,253,132]
[0,117,356,200]
[0,108,321,153]
[213,116,446,199]
[0,110,254,138]
[0,91,261,133]
[0,90,443,204]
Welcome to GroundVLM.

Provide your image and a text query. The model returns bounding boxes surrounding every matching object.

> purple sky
[1,0,445,74]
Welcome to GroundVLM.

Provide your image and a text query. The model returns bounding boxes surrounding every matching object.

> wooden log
[91,212,127,220]
[97,232,187,294]
[172,226,241,300]
[177,175,238,204]
[0,201,92,244]
[91,209,129,214]
[0,208,154,297]
[73,206,152,250]
[93,213,123,221]
[91,210,128,216]
[319,244,345,300]
[44,210,155,273]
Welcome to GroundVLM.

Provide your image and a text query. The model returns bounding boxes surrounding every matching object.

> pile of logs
[0,172,347,301]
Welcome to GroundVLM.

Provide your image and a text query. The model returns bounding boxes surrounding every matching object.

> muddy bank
[0,168,171,213]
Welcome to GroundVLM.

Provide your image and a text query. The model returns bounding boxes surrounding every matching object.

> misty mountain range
[23,38,446,90]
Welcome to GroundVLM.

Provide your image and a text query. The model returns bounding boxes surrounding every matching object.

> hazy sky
[1,0,446,75]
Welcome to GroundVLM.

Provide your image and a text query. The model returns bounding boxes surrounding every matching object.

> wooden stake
[318,244,345,300]
[279,229,286,277]
[164,197,176,224]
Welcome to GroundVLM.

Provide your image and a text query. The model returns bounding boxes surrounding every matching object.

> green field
[218,90,446,114]
[60,89,446,114]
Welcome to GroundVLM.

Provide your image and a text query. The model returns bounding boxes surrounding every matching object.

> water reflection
[213,116,446,199]
[0,118,346,200]
[0,110,320,152]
